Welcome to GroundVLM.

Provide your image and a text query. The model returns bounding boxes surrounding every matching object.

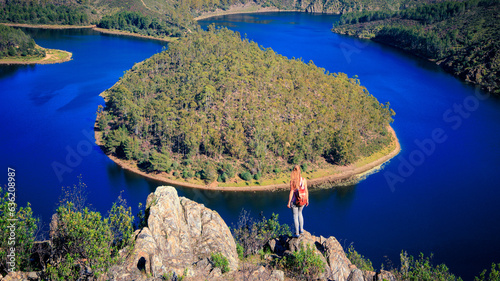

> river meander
[1,13,499,279]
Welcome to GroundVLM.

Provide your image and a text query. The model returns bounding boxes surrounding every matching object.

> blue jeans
[291,203,304,235]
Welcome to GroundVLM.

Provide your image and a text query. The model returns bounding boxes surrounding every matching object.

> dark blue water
[1,14,499,279]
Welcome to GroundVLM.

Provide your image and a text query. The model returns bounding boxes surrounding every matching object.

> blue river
[0,12,499,279]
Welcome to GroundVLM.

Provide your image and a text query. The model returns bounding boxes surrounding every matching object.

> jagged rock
[267,237,286,256]
[112,186,238,279]
[364,270,377,281]
[270,269,285,281]
[223,266,285,281]
[49,213,59,239]
[348,268,365,281]
[269,230,396,281]
[377,270,397,281]
[1,272,40,281]
[323,236,353,281]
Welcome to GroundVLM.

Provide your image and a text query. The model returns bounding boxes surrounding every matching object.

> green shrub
[392,251,463,281]
[475,263,500,281]
[253,172,262,180]
[217,172,228,182]
[281,243,325,280]
[300,163,308,172]
[47,181,134,280]
[172,161,180,170]
[239,171,252,181]
[232,210,291,258]
[182,169,192,179]
[0,187,38,274]
[236,243,244,260]
[346,243,374,271]
[200,163,217,182]
[107,194,134,251]
[47,202,115,280]
[210,252,230,273]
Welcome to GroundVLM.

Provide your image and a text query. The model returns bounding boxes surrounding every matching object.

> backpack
[295,177,307,207]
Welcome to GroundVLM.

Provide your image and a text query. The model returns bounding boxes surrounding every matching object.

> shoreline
[95,126,400,192]
[1,23,177,43]
[0,46,72,65]
[91,27,178,42]
[194,4,300,21]
[1,23,96,29]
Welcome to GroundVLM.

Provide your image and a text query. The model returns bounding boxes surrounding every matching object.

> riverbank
[95,125,400,192]
[1,23,177,43]
[0,45,72,65]
[92,27,178,42]
[194,3,299,21]
[1,23,96,29]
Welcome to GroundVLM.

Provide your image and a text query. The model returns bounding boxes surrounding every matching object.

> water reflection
[0,64,34,80]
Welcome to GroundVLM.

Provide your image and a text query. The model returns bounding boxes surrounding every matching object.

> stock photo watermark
[6,167,17,272]
[52,129,95,183]
[340,39,371,64]
[384,86,490,192]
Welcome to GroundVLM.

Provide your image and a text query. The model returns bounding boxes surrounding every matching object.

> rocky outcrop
[298,0,343,14]
[109,186,238,280]
[267,231,396,281]
[295,0,403,15]
[2,185,395,281]
[0,271,40,281]
[105,185,394,281]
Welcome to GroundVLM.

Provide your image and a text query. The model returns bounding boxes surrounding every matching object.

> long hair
[290,165,301,191]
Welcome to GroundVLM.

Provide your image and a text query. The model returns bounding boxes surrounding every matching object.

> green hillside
[332,0,499,94]
[0,24,45,59]
[0,0,458,40]
[97,27,395,184]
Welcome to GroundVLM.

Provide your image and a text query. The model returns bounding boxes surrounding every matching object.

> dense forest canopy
[0,24,45,58]
[97,11,184,38]
[0,0,459,40]
[98,27,395,184]
[332,0,499,94]
[0,0,91,25]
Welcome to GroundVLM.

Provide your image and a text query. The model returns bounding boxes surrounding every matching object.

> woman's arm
[287,181,294,208]
[305,179,309,206]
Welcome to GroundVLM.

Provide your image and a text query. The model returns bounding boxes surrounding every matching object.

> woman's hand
[287,202,291,208]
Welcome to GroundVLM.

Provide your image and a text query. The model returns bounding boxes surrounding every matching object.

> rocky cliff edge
[106,186,395,281]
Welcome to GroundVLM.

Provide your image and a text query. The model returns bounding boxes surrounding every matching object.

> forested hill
[1,0,458,40]
[0,25,45,58]
[332,0,500,95]
[97,27,395,185]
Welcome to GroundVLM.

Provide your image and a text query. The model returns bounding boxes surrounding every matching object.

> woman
[287,165,309,238]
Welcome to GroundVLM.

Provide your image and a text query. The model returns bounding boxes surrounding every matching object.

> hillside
[0,24,45,59]
[1,0,458,40]
[97,27,395,186]
[332,0,500,95]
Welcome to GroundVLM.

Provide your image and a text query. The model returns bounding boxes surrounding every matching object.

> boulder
[1,272,40,281]
[269,231,396,281]
[348,268,365,281]
[377,270,397,281]
[117,186,238,278]
[323,236,353,281]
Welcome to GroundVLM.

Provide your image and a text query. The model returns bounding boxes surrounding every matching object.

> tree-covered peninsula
[97,27,395,186]
[0,24,72,64]
[332,0,499,95]
[0,24,44,58]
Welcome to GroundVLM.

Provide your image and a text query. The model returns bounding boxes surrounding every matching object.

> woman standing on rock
[287,165,309,238]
